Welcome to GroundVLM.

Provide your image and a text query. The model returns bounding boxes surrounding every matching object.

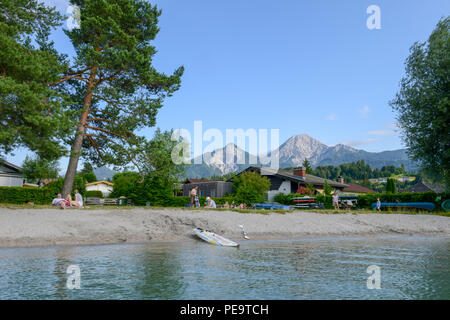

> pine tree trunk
[61,68,97,196]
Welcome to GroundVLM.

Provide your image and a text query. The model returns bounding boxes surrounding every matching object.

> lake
[0,235,449,299]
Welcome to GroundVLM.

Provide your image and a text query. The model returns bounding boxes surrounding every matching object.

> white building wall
[267,180,291,201]
[0,175,23,187]
[86,184,113,196]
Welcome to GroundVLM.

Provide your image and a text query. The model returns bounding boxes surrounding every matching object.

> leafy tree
[385,178,397,193]
[302,159,313,174]
[139,128,186,183]
[323,180,333,196]
[22,155,60,185]
[0,0,72,159]
[59,0,183,195]
[110,171,140,199]
[232,171,271,204]
[78,162,97,182]
[81,162,94,174]
[390,17,450,188]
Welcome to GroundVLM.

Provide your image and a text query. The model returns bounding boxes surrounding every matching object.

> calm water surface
[0,235,449,299]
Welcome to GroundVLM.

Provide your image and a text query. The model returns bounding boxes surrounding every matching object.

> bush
[232,171,270,204]
[0,187,54,204]
[85,190,103,198]
[273,191,449,210]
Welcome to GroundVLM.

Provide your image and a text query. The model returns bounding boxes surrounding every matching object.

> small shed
[85,180,114,197]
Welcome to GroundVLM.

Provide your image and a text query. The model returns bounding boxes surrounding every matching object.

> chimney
[337,176,344,184]
[294,166,306,177]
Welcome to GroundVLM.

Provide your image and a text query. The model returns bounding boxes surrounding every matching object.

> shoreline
[0,208,449,248]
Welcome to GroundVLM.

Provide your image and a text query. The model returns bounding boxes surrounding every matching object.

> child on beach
[376,198,381,212]
[332,193,339,210]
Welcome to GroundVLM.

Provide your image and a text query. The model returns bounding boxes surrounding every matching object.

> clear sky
[6,0,450,171]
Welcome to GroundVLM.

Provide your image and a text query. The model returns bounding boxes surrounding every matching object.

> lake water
[0,235,449,300]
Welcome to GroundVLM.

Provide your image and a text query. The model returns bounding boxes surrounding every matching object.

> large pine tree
[58,0,183,195]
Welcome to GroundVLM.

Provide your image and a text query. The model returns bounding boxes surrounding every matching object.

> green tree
[60,0,183,196]
[385,178,397,193]
[0,0,72,159]
[81,162,94,174]
[323,180,332,196]
[390,17,450,188]
[21,155,60,185]
[232,171,271,204]
[78,162,97,182]
[302,159,313,174]
[140,128,186,183]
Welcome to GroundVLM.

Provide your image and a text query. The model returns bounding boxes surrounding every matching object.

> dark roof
[183,179,211,184]
[238,166,348,188]
[0,160,22,172]
[342,183,376,194]
[407,181,445,193]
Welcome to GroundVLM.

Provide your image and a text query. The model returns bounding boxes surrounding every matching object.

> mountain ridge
[184,134,416,178]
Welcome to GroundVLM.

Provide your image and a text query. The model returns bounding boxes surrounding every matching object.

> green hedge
[85,190,104,198]
[0,187,55,204]
[274,192,449,210]
[157,196,234,207]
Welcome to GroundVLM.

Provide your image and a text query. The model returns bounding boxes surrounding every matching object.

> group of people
[52,190,83,209]
[223,201,246,209]
[189,186,247,209]
[332,192,382,211]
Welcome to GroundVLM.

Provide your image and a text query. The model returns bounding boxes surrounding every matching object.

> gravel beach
[0,208,449,248]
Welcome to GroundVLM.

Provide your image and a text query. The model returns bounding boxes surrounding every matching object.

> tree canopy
[0,0,72,159]
[22,154,60,184]
[390,17,450,188]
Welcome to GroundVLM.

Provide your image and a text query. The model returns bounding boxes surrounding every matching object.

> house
[182,179,233,198]
[0,160,23,187]
[234,166,348,201]
[85,180,114,197]
[407,181,445,193]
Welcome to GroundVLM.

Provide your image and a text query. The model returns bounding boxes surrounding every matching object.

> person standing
[376,197,381,212]
[332,192,339,210]
[190,186,198,207]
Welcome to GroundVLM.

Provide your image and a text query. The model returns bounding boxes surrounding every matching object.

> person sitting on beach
[65,194,77,208]
[206,197,216,208]
[72,190,83,208]
[332,193,339,210]
[52,194,68,209]
[346,199,353,209]
[231,201,236,209]
[223,201,229,209]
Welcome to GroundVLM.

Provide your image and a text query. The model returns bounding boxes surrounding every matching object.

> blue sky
[6,0,450,171]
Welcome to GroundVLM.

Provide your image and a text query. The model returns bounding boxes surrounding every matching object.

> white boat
[193,228,239,247]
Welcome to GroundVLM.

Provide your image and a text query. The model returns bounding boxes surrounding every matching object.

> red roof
[342,183,375,194]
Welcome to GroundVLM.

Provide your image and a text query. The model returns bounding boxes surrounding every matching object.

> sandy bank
[0,208,449,248]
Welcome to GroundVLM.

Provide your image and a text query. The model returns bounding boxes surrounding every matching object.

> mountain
[185,143,259,178]
[93,166,117,181]
[184,134,417,178]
